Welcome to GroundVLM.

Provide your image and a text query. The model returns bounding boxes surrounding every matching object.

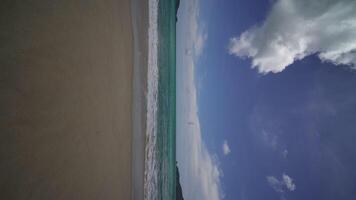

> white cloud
[180,0,208,59]
[222,140,231,155]
[266,173,296,195]
[176,0,222,200]
[229,0,356,74]
[195,32,208,57]
[283,174,296,191]
[267,176,284,193]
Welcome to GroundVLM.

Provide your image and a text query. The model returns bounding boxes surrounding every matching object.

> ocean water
[145,0,176,199]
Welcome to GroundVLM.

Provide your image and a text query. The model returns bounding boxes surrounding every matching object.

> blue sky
[177,0,356,200]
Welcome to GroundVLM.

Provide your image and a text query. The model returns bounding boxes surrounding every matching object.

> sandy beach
[0,0,144,199]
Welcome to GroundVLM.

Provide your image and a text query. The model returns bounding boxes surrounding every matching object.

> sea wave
[144,0,159,199]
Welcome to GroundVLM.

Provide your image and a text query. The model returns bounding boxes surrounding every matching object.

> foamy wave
[144,0,159,199]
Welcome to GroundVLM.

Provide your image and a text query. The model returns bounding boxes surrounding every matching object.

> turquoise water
[157,0,177,199]
[145,0,176,199]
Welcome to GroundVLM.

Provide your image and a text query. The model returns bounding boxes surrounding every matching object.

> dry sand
[0,0,139,199]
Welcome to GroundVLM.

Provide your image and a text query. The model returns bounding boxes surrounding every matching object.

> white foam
[144,0,159,199]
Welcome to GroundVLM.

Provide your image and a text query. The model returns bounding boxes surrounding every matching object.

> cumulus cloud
[176,0,222,200]
[229,0,356,74]
[267,176,285,193]
[266,173,296,195]
[222,140,231,155]
[283,174,296,191]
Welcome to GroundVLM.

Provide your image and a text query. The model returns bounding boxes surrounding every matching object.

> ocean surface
[145,0,176,199]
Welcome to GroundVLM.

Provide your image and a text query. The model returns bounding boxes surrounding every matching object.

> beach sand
[131,0,148,199]
[0,0,144,199]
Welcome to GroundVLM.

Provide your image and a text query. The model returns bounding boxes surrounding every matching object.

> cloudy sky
[177,0,356,200]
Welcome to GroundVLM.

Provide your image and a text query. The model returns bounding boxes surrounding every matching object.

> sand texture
[0,0,134,199]
[131,0,148,199]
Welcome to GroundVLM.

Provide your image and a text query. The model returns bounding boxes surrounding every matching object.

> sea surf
[144,0,177,199]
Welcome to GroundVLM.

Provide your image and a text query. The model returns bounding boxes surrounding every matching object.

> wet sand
[131,0,148,199]
[0,0,139,199]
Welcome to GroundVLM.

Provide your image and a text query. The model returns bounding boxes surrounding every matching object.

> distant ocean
[145,0,176,199]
